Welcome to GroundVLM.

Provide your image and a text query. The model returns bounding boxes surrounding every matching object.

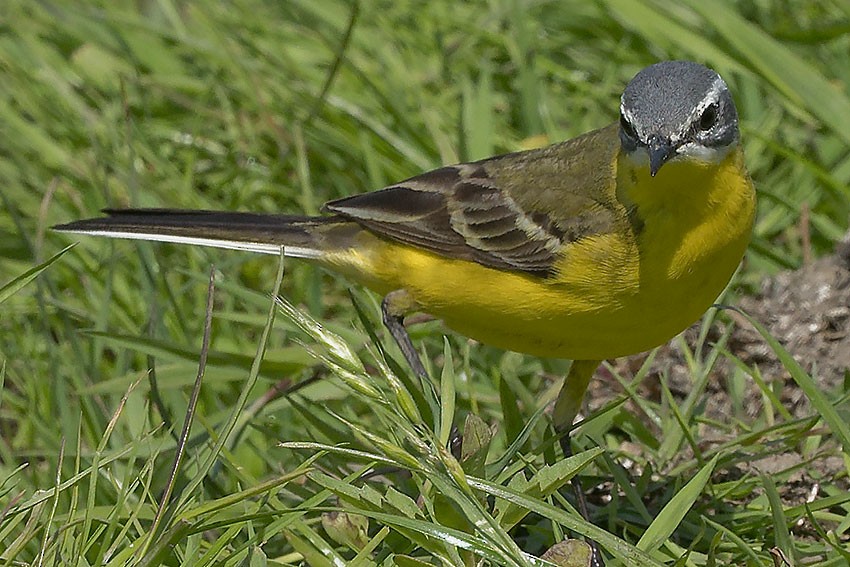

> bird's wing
[324,124,624,277]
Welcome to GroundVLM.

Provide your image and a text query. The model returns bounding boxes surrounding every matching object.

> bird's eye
[699,103,718,131]
[620,113,637,138]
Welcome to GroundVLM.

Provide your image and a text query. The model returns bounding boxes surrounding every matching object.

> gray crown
[619,61,739,174]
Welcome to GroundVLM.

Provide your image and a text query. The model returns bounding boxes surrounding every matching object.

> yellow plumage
[322,132,754,360]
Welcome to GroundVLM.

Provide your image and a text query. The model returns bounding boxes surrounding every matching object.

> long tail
[53,209,358,259]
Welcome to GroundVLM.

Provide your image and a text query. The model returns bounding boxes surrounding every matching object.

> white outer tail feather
[62,228,323,259]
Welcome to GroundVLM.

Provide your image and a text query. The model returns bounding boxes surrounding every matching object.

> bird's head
[619,60,740,176]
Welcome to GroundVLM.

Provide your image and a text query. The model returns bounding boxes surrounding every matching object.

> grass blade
[0,244,74,305]
[637,455,717,553]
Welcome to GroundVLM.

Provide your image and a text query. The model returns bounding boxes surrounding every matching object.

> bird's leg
[381,290,428,379]
[381,293,604,564]
[552,359,604,567]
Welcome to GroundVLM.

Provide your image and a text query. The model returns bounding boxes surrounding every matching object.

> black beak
[648,139,675,177]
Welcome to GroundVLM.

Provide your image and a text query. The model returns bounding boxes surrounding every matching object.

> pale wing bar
[324,163,566,277]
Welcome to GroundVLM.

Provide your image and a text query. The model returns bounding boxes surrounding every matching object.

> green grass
[2,0,850,565]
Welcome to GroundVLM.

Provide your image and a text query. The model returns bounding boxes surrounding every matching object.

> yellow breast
[326,147,755,360]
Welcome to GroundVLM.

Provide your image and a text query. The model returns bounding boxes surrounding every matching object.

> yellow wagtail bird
[55,60,755,562]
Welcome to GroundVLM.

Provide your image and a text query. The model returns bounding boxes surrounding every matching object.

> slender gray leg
[554,359,604,567]
[381,290,427,379]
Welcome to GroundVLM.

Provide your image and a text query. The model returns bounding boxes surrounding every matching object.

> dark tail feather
[53,208,356,258]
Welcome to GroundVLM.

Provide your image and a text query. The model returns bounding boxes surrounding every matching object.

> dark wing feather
[323,127,621,277]
[327,182,464,256]
[324,166,562,276]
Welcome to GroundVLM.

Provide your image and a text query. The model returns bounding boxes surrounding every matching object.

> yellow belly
[324,149,755,360]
